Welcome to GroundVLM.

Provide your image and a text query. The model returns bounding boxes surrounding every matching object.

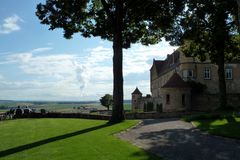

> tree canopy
[165,0,240,108]
[100,94,113,110]
[36,0,184,47]
[36,0,185,122]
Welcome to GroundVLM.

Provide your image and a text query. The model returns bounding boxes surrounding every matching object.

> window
[188,70,193,78]
[225,68,233,80]
[183,70,193,78]
[204,68,211,80]
[182,94,185,105]
[166,94,170,104]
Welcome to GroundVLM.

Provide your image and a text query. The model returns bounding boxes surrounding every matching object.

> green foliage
[35,0,185,122]
[36,0,185,48]
[165,0,239,108]
[156,104,163,113]
[182,112,240,122]
[183,113,224,122]
[100,94,113,110]
[0,119,161,160]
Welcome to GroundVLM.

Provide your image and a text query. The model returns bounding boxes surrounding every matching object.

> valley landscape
[0,100,132,114]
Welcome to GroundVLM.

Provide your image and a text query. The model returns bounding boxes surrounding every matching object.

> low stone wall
[15,112,111,120]
[191,94,240,111]
[125,111,203,119]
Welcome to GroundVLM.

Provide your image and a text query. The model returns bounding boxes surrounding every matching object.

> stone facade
[132,50,240,112]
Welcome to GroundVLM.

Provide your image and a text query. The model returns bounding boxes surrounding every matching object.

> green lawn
[0,118,160,160]
[193,116,240,139]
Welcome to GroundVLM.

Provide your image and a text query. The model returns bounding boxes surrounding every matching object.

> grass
[0,118,160,160]
[192,115,240,139]
[124,104,132,111]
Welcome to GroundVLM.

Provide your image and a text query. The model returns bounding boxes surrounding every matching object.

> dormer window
[183,70,193,79]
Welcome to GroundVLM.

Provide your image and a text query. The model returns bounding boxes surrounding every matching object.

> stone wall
[125,111,202,119]
[151,69,176,97]
[191,94,240,111]
[161,88,191,112]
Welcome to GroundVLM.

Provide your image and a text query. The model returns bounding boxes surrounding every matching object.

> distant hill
[0,100,15,104]
[0,100,131,105]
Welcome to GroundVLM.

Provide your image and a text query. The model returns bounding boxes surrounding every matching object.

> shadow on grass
[196,117,240,139]
[0,123,112,158]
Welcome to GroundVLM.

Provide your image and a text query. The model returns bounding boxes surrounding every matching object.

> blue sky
[0,0,178,101]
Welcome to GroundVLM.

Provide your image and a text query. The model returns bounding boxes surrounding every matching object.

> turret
[131,87,142,112]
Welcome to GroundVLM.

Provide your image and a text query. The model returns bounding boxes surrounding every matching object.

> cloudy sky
[0,0,178,101]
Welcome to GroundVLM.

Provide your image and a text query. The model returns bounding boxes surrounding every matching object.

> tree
[36,0,184,122]
[237,0,240,30]
[100,94,113,110]
[165,0,240,109]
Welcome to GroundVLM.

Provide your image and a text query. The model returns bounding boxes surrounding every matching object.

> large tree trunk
[216,53,227,109]
[215,6,227,109]
[110,0,124,123]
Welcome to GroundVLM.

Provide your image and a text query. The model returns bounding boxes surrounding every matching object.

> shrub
[182,112,236,122]
[156,104,163,113]
[143,103,147,112]
[144,102,154,112]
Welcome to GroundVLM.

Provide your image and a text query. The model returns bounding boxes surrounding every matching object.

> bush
[182,112,237,122]
[143,102,154,112]
[156,104,163,113]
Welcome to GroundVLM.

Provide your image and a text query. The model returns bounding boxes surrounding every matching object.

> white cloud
[1,41,178,100]
[123,43,178,76]
[31,47,53,53]
[9,53,32,63]
[0,15,23,34]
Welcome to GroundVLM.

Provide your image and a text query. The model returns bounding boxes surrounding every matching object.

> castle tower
[131,87,142,112]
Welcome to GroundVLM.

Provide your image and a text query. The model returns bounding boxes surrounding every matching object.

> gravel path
[118,118,240,160]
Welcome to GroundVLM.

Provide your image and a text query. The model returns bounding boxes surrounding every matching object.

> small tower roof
[132,87,142,94]
[162,73,190,88]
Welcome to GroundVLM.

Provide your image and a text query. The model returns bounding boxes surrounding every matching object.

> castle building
[132,50,240,112]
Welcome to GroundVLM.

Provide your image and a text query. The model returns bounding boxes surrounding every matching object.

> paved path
[118,119,240,160]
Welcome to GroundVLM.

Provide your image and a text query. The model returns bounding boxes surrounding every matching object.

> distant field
[0,101,132,113]
[124,103,132,111]
[0,119,160,160]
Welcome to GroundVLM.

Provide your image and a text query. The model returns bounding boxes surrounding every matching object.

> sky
[0,0,178,101]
